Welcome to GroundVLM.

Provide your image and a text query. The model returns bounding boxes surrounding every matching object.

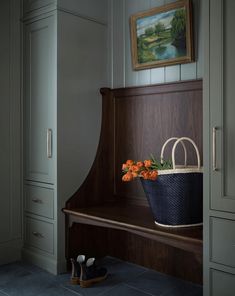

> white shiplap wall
[109,0,203,88]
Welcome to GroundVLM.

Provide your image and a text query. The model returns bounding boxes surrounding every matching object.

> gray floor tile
[0,257,203,296]
[100,283,155,296]
[37,285,83,296]
[0,290,9,296]
[16,262,49,275]
[96,256,122,266]
[0,264,32,289]
[103,259,147,283]
[1,272,58,296]
[127,271,198,296]
[161,276,202,296]
[192,289,203,296]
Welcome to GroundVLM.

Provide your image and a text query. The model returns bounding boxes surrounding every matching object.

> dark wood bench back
[66,79,202,209]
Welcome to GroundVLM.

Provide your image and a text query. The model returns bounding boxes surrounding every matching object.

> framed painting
[130,0,194,70]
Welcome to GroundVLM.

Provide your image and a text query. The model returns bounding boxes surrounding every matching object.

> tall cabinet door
[210,0,235,213]
[24,15,56,184]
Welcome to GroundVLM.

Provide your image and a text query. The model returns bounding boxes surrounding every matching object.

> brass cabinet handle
[47,128,52,158]
[212,127,218,171]
[32,231,44,238]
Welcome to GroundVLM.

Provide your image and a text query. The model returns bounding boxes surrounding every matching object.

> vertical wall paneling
[181,0,197,80]
[107,0,113,87]
[196,0,203,78]
[165,65,181,82]
[109,0,203,87]
[125,0,140,86]
[181,63,197,81]
[112,0,125,88]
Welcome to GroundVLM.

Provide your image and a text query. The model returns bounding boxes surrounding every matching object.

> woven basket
[141,137,203,228]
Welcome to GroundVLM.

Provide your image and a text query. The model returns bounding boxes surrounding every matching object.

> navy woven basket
[142,137,203,227]
[141,173,202,226]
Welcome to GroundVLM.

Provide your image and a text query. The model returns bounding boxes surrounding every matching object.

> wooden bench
[63,79,203,284]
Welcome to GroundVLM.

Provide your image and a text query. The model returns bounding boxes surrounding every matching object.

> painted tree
[171,8,186,47]
[155,22,165,35]
[145,27,155,36]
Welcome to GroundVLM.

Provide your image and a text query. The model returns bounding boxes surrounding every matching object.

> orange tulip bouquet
[121,155,172,182]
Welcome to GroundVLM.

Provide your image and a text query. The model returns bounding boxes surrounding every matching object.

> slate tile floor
[0,256,202,296]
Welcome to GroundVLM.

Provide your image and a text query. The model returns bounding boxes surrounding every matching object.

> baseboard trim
[0,239,23,265]
[22,248,58,274]
[56,258,67,274]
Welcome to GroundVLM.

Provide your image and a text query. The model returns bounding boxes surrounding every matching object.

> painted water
[151,42,186,61]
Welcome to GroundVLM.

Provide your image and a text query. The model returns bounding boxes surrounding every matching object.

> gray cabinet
[24,15,56,184]
[209,0,235,213]
[22,0,108,274]
[204,0,235,295]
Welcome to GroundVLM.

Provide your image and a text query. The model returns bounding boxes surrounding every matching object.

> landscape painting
[130,0,193,70]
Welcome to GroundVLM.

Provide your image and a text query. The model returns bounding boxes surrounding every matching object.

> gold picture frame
[130,0,194,70]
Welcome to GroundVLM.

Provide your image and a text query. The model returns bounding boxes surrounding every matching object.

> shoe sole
[70,277,80,285]
[80,273,108,288]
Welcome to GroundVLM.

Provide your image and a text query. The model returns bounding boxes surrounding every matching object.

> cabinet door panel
[24,15,56,184]
[210,0,235,212]
[211,269,235,296]
[211,217,235,268]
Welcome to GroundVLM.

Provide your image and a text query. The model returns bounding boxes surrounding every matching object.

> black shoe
[79,258,108,288]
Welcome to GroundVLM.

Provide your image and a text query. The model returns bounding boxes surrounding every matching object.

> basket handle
[172,137,201,170]
[160,137,187,166]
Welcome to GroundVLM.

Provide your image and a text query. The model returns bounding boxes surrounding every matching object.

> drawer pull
[32,198,42,204]
[32,231,44,238]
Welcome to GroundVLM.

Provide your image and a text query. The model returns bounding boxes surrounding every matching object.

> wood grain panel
[114,80,202,204]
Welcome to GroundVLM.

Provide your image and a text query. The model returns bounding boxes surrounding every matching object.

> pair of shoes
[70,255,107,288]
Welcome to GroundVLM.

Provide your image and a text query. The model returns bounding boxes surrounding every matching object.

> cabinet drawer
[211,217,235,267]
[211,269,235,296]
[25,185,54,219]
[25,217,54,254]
